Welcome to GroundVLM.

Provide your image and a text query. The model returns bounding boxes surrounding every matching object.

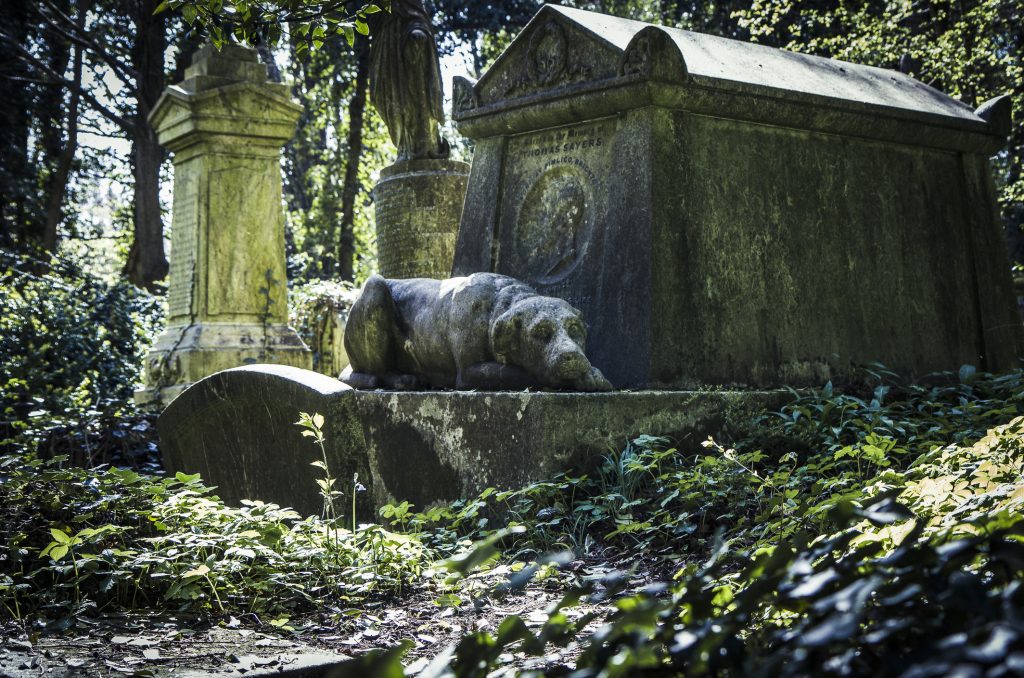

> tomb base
[158,365,787,517]
[135,323,312,407]
[374,158,470,279]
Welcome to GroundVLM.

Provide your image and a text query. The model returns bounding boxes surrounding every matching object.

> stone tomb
[452,5,1022,389]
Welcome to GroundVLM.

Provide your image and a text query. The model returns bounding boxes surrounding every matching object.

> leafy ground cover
[2,368,1024,676]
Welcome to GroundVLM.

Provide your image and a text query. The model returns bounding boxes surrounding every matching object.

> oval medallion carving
[515,165,592,284]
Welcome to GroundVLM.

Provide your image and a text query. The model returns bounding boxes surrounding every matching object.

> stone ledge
[159,366,787,516]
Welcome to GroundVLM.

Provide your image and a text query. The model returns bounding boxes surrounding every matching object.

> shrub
[0,247,163,463]
[288,278,359,376]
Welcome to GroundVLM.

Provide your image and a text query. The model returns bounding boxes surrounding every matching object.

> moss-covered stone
[374,158,469,280]
[158,366,785,515]
[137,44,311,406]
[452,6,1022,389]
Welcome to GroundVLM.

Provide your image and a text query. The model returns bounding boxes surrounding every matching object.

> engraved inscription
[375,178,458,279]
[167,174,198,319]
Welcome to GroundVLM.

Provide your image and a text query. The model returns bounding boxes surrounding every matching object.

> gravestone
[136,43,311,406]
[452,5,1023,389]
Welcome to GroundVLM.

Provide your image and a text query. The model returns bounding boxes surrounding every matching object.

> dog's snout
[552,347,588,378]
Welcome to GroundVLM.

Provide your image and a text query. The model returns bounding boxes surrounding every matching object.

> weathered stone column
[136,43,311,406]
[373,158,469,279]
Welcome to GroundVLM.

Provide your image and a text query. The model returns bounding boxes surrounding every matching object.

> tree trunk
[337,41,370,283]
[42,40,83,251]
[42,0,91,252]
[123,0,168,290]
[0,0,35,247]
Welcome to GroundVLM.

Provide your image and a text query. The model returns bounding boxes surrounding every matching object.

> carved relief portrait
[515,165,592,284]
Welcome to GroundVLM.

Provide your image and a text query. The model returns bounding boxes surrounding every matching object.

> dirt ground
[0,553,667,677]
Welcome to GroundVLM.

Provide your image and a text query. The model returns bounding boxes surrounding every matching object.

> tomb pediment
[470,8,626,108]
[456,4,1004,150]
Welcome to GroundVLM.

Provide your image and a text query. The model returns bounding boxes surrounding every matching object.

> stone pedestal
[373,158,470,279]
[136,44,312,406]
[158,365,786,517]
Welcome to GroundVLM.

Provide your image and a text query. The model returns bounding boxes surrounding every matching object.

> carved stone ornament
[617,26,688,82]
[620,33,653,77]
[515,165,592,284]
[528,21,569,86]
[452,75,479,116]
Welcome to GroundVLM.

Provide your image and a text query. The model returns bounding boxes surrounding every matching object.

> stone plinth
[374,158,470,279]
[158,365,785,517]
[136,44,311,406]
[451,5,1023,389]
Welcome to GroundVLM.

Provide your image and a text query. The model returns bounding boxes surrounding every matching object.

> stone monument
[369,0,469,279]
[155,6,1023,517]
[136,43,311,406]
[451,5,1023,389]
[341,273,613,391]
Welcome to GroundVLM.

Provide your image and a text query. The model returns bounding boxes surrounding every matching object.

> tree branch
[0,41,132,130]
[35,0,139,87]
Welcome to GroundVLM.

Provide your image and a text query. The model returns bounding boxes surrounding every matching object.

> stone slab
[158,365,786,517]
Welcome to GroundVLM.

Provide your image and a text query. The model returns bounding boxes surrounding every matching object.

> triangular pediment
[474,5,639,107]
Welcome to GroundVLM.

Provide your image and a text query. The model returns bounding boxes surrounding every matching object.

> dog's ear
[490,309,523,364]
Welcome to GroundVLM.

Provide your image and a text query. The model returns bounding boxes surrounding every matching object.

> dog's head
[489,295,609,390]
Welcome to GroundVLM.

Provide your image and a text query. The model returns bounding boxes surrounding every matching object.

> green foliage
[297,411,343,523]
[417,369,1022,564]
[289,279,360,375]
[424,495,1024,677]
[283,38,388,283]
[0,248,163,460]
[351,371,1024,676]
[159,0,383,52]
[0,454,424,627]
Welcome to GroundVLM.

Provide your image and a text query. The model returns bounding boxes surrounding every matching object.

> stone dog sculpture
[341,273,613,391]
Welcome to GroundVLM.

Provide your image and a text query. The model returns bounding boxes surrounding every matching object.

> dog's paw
[343,371,381,390]
[384,373,426,391]
[578,367,613,392]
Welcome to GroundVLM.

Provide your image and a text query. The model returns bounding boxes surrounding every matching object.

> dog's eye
[531,323,554,341]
